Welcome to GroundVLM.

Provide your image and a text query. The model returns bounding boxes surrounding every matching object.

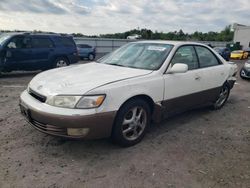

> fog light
[67,128,89,136]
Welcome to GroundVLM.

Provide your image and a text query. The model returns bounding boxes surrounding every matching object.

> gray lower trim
[152,87,221,121]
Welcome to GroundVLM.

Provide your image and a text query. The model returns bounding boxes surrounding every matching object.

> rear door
[4,35,33,70]
[194,45,227,102]
[31,36,54,69]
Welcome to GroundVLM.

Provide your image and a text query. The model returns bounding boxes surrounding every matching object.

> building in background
[233,23,250,50]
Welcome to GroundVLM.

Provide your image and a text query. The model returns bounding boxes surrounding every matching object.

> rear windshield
[77,44,92,48]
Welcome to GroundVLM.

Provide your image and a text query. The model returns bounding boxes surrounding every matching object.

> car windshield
[0,34,11,46]
[97,43,173,70]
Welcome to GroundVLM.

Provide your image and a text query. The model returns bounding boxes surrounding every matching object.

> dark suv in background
[0,33,78,73]
[214,47,231,61]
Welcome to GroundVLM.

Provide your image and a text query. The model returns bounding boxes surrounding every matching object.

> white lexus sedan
[20,41,237,146]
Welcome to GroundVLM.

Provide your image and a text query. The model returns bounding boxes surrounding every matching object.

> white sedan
[20,41,237,147]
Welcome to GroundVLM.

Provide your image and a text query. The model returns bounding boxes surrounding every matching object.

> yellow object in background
[230,50,248,59]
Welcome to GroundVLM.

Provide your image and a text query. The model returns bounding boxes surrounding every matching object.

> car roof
[232,50,243,52]
[214,47,226,49]
[2,32,72,38]
[132,40,209,46]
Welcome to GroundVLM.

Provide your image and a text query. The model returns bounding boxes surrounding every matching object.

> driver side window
[7,36,31,49]
[171,46,198,70]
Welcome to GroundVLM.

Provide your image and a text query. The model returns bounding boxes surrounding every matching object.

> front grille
[29,88,47,103]
[31,119,68,136]
[246,71,250,77]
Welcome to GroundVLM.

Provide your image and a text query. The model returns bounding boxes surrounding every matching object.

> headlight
[76,95,106,109]
[46,95,105,109]
[46,96,81,108]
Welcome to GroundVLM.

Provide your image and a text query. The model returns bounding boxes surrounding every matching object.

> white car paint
[21,41,237,117]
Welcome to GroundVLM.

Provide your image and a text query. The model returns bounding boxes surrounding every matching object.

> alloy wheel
[122,107,147,141]
[215,86,229,108]
[56,59,68,67]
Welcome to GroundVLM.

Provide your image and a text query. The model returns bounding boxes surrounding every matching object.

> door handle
[195,76,201,80]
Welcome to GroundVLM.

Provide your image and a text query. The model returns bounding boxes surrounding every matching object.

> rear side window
[32,37,53,48]
[171,46,198,70]
[77,44,91,48]
[58,37,75,47]
[195,46,220,68]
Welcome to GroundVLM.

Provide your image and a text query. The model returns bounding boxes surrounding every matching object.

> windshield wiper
[108,63,126,67]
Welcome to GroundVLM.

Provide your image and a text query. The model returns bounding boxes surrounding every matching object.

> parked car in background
[243,48,250,57]
[240,60,250,79]
[230,50,248,60]
[0,33,78,74]
[127,34,142,40]
[77,44,96,60]
[20,41,237,147]
[214,47,231,61]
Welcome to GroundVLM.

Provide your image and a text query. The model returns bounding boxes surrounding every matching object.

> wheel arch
[52,55,71,65]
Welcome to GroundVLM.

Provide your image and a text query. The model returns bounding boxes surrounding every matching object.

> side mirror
[168,63,188,74]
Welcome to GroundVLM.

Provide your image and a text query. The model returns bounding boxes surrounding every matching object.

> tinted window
[59,37,75,47]
[77,44,91,48]
[32,37,53,48]
[171,46,198,70]
[7,36,31,49]
[195,46,220,68]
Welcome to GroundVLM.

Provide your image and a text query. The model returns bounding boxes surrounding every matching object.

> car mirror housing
[168,63,188,74]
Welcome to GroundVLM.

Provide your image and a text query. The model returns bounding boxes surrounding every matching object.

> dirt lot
[0,60,249,188]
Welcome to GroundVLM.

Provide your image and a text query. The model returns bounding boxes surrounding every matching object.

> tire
[112,99,151,147]
[88,53,95,61]
[212,84,230,110]
[240,69,247,79]
[54,57,69,68]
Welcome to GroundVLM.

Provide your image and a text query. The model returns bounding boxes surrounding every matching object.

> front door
[162,45,204,114]
[4,36,33,70]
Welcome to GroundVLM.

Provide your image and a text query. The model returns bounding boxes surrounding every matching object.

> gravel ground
[0,60,249,188]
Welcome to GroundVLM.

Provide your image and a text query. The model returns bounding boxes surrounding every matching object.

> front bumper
[20,90,116,139]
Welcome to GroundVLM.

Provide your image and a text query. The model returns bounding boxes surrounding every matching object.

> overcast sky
[0,0,249,35]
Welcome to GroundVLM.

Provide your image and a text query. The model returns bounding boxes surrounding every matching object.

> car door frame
[162,44,206,115]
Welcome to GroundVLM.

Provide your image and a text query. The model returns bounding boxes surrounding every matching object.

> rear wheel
[54,57,69,68]
[213,84,230,110]
[88,53,95,61]
[112,99,151,147]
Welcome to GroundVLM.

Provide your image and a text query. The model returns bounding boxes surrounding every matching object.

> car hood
[29,62,153,96]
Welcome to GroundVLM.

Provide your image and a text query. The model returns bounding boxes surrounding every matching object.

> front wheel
[212,84,230,110]
[112,99,151,147]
